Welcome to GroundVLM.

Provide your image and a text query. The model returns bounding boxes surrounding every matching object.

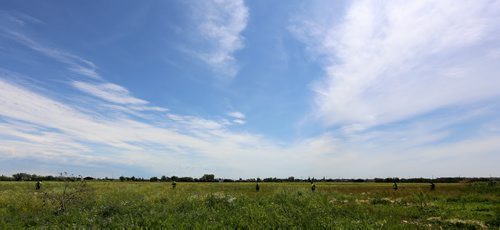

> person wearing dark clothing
[311,182,316,192]
[256,182,260,192]
[430,182,435,191]
[393,182,398,191]
[35,181,41,190]
[172,181,176,189]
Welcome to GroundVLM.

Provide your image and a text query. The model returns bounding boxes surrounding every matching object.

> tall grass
[0,182,498,228]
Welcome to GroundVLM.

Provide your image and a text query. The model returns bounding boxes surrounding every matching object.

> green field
[1,181,498,228]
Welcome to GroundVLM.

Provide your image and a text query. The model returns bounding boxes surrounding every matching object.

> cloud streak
[73,81,148,105]
[1,4,499,178]
[3,30,100,79]
[1,73,499,178]
[227,111,246,124]
[190,0,248,78]
[292,0,500,129]
[0,74,311,177]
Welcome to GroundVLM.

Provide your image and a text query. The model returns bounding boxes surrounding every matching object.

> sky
[1,0,499,179]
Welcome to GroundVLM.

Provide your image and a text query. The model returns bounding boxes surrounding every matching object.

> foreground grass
[0,181,498,228]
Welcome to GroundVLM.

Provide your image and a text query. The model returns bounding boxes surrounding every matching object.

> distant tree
[119,176,125,182]
[262,177,281,182]
[12,173,22,181]
[13,173,31,181]
[160,176,168,182]
[0,175,12,181]
[256,178,262,182]
[200,174,215,182]
[171,176,178,182]
[179,177,194,182]
[150,177,159,182]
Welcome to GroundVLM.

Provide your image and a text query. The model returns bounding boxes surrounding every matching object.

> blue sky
[1,0,499,179]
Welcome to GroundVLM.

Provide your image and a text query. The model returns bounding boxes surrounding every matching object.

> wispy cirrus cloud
[167,113,227,131]
[2,29,100,79]
[291,0,500,129]
[0,10,44,27]
[227,111,246,125]
[1,11,95,79]
[283,0,500,177]
[1,72,499,177]
[188,0,248,78]
[0,74,321,177]
[1,4,499,178]
[227,111,245,119]
[71,81,169,114]
[73,81,148,105]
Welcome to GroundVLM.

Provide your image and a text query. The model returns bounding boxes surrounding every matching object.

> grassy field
[0,181,498,228]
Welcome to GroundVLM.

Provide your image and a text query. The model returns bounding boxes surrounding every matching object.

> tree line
[0,173,498,183]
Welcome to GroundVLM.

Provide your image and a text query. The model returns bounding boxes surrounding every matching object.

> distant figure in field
[172,181,176,189]
[256,182,260,192]
[393,182,398,191]
[35,181,41,190]
[430,182,435,191]
[311,182,316,192]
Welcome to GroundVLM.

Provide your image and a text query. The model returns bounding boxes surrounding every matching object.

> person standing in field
[256,182,260,192]
[393,182,398,191]
[35,181,41,190]
[311,182,316,192]
[172,181,176,189]
[430,182,435,191]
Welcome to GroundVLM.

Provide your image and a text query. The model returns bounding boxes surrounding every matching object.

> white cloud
[72,81,147,105]
[226,111,246,125]
[227,111,245,119]
[292,0,500,129]
[233,119,245,125]
[1,75,499,178]
[68,67,100,79]
[4,31,100,79]
[191,0,248,77]
[71,81,168,113]
[0,10,44,26]
[2,4,499,178]
[0,76,308,177]
[167,114,226,130]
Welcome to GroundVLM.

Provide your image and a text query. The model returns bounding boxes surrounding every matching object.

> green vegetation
[0,181,498,228]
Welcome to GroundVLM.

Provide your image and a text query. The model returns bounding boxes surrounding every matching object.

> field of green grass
[1,181,498,228]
